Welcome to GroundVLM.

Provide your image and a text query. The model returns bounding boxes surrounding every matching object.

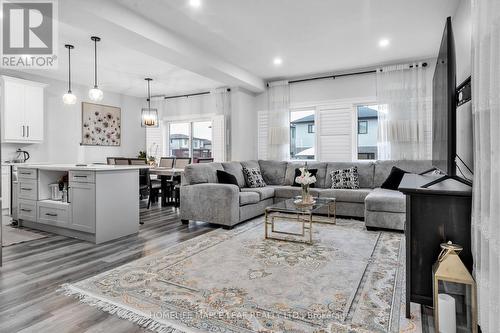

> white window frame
[354,102,380,161]
[289,106,318,161]
[164,116,214,158]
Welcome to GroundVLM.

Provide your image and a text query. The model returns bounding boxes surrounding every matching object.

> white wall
[1,70,145,164]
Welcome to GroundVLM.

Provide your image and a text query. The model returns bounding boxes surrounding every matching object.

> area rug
[2,218,48,246]
[60,218,404,333]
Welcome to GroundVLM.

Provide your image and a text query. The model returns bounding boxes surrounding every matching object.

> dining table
[149,167,185,206]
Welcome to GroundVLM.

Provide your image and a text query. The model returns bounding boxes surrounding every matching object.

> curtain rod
[275,62,428,86]
[152,88,231,100]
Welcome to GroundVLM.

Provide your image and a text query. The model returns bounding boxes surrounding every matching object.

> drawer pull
[21,187,33,191]
[20,172,32,175]
[74,175,87,178]
[45,213,58,217]
[20,208,32,212]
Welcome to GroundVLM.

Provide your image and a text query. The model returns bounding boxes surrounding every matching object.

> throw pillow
[331,166,360,189]
[242,167,266,188]
[292,168,318,187]
[217,170,240,188]
[381,166,409,190]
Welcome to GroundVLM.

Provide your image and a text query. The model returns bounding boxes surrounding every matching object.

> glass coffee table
[264,197,336,244]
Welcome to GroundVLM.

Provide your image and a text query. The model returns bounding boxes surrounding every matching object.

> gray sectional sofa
[180,160,431,231]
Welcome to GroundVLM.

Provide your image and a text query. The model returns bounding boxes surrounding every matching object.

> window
[168,121,213,158]
[192,121,212,159]
[290,109,315,160]
[357,105,380,160]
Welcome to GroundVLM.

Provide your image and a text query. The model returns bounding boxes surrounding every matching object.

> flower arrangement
[295,166,316,204]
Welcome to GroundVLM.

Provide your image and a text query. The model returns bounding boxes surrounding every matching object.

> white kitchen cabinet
[69,182,96,233]
[1,76,46,143]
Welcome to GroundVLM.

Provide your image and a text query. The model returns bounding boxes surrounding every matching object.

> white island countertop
[18,163,148,171]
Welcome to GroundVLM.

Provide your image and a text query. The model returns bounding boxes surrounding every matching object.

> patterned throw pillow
[331,166,360,189]
[242,167,267,188]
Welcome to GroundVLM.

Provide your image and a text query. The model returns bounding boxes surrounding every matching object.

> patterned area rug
[60,218,404,333]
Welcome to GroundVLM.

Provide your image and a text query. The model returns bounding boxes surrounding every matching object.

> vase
[301,185,312,204]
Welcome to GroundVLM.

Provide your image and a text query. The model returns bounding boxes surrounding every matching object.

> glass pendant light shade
[141,108,159,127]
[63,92,77,104]
[89,87,103,101]
[89,36,103,102]
[141,78,159,127]
[63,44,77,105]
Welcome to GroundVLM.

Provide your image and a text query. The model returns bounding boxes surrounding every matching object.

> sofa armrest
[180,183,240,226]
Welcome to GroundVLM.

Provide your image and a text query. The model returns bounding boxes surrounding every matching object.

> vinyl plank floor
[0,201,217,333]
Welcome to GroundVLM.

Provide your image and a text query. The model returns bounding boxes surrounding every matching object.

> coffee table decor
[294,165,317,205]
[265,197,336,244]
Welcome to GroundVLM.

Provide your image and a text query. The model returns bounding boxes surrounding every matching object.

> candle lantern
[433,242,477,333]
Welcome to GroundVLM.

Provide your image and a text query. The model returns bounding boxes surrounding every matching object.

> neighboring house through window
[357,105,379,160]
[290,110,315,160]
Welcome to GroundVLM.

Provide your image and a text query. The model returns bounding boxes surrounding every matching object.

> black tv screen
[432,17,456,176]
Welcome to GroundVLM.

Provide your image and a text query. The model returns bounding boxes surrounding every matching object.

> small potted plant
[147,155,157,166]
[295,165,317,204]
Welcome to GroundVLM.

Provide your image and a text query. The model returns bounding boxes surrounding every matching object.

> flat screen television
[426,17,472,187]
[432,16,456,177]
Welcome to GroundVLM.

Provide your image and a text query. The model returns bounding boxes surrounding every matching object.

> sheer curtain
[267,80,290,161]
[376,63,432,160]
[471,0,500,331]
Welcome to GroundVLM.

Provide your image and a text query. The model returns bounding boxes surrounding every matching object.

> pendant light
[88,36,103,101]
[62,44,77,105]
[141,78,159,127]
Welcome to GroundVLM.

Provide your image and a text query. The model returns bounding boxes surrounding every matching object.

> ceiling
[17,0,461,97]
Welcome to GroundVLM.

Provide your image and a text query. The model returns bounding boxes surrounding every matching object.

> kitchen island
[17,164,144,244]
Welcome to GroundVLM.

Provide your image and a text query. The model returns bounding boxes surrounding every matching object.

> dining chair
[129,158,147,165]
[114,158,130,165]
[174,157,191,169]
[197,158,214,163]
[159,157,175,168]
[106,157,116,165]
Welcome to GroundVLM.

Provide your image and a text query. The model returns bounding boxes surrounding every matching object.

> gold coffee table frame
[264,197,336,244]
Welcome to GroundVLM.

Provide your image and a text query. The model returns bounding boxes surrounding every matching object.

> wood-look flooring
[0,201,217,333]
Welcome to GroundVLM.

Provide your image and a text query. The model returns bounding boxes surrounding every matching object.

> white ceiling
[17,0,461,96]
[118,0,461,79]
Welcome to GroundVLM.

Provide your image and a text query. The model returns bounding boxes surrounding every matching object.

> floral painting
[81,102,121,146]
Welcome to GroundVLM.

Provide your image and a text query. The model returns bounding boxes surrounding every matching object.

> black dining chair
[114,158,131,165]
[196,158,214,163]
[106,157,118,165]
[173,157,191,169]
[129,158,147,165]
[159,157,175,168]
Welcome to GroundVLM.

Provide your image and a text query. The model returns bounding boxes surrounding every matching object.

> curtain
[213,88,231,161]
[471,0,500,331]
[376,63,432,160]
[267,80,290,161]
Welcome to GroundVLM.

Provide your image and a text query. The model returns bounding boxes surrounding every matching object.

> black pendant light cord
[91,36,101,88]
[146,78,152,109]
[64,44,74,93]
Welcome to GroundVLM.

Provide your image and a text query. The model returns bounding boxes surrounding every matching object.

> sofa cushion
[241,187,275,200]
[222,162,246,188]
[381,166,408,190]
[285,162,327,187]
[242,167,267,188]
[272,186,322,199]
[373,160,432,188]
[325,161,375,189]
[239,191,260,206]
[217,170,239,188]
[365,188,406,213]
[330,166,360,189]
[292,168,318,187]
[258,160,288,185]
[184,163,223,185]
[318,188,371,203]
[240,160,260,170]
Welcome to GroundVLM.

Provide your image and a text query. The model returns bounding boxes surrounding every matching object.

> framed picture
[358,120,368,134]
[81,102,121,146]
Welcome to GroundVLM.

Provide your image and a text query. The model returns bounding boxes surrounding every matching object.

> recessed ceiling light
[273,57,283,66]
[189,0,201,8]
[379,38,390,48]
